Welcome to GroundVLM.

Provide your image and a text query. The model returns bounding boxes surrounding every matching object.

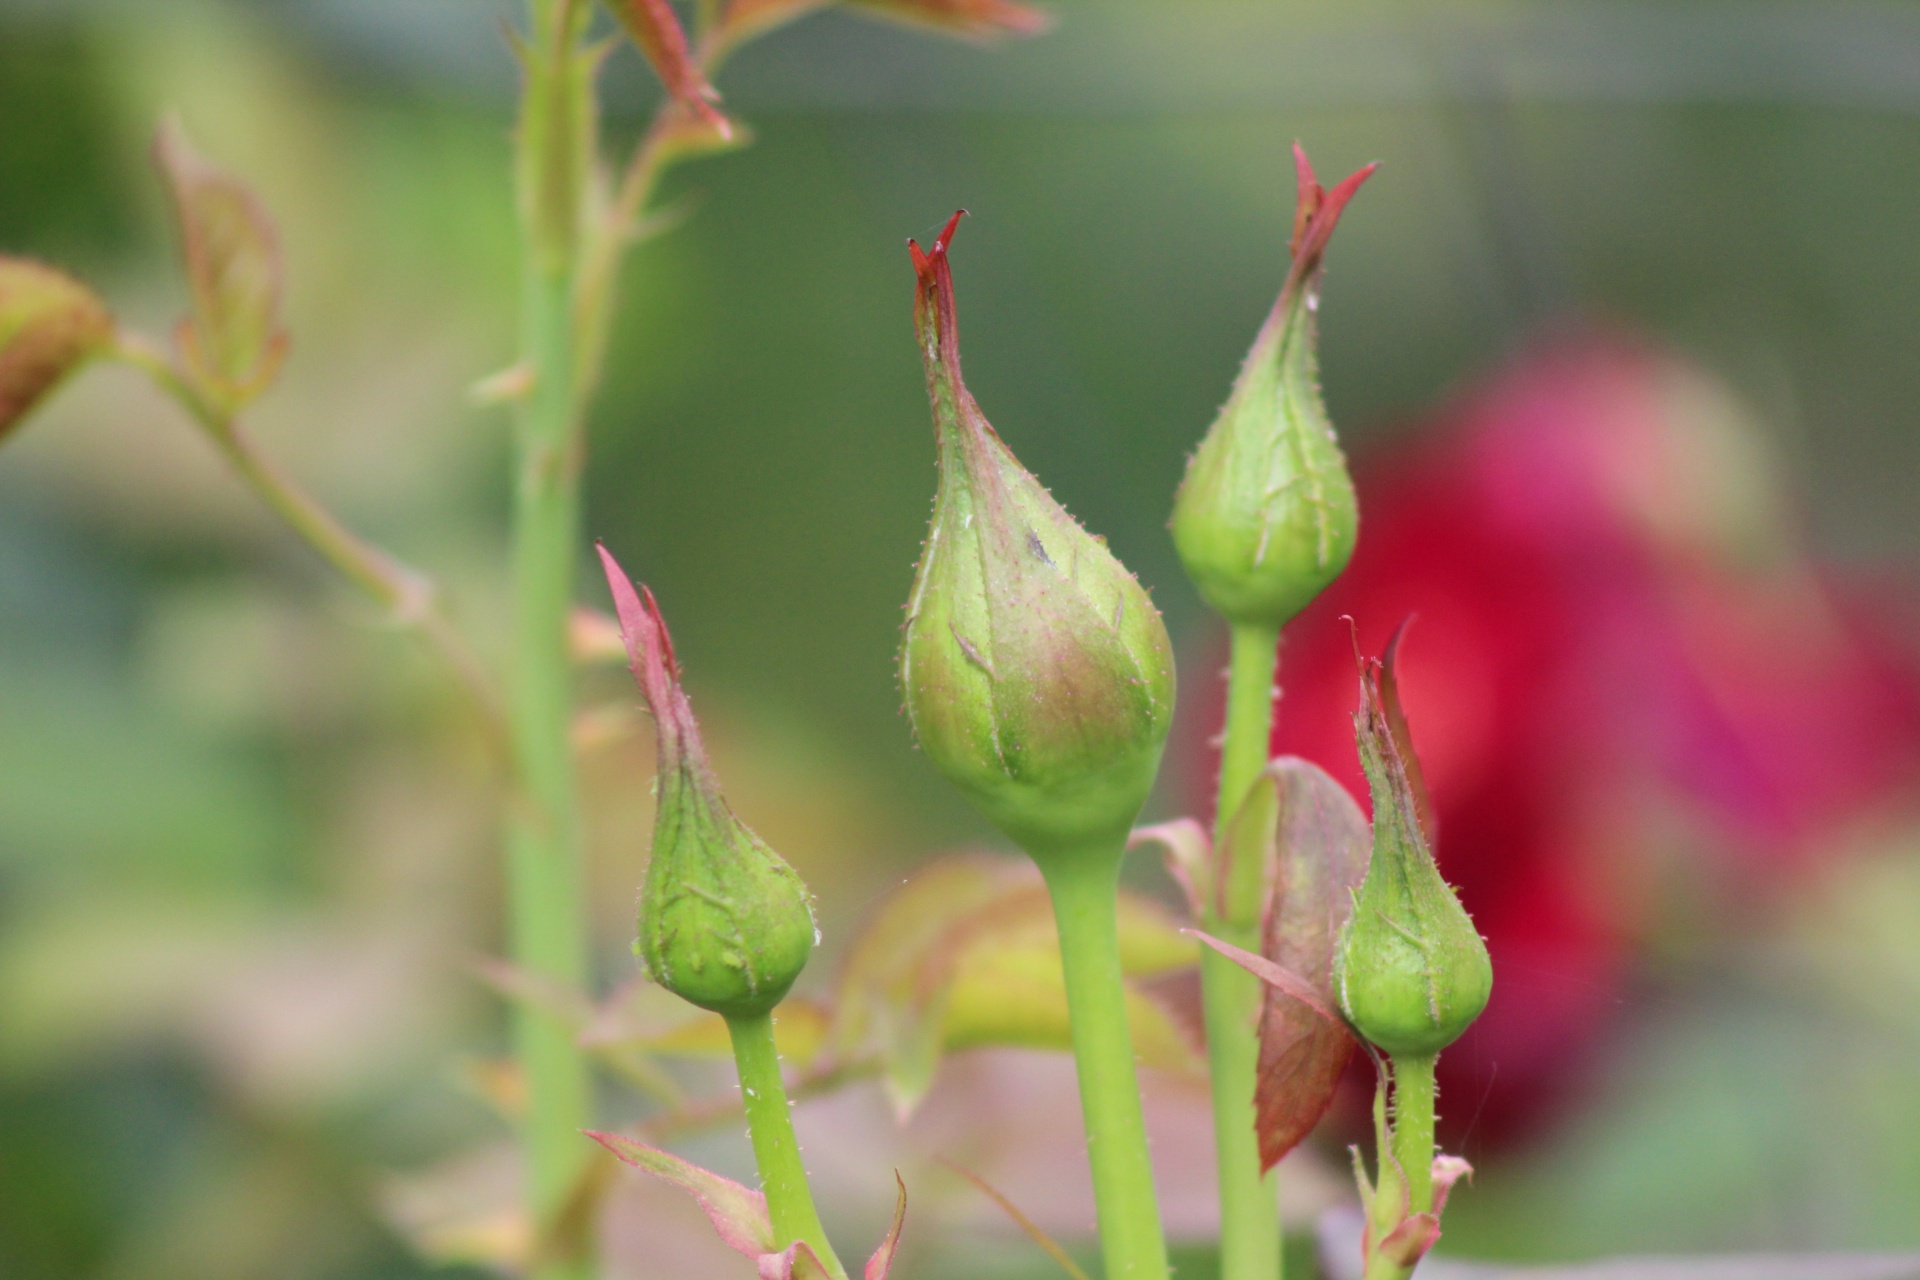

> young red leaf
[152,117,288,406]
[1127,817,1210,918]
[847,0,1050,38]
[1253,756,1370,1169]
[586,1130,775,1257]
[1186,928,1339,1025]
[0,257,113,441]
[599,0,733,138]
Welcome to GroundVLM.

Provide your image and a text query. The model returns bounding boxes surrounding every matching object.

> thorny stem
[1201,620,1285,1280]
[111,332,507,754]
[1035,844,1171,1280]
[727,1013,849,1280]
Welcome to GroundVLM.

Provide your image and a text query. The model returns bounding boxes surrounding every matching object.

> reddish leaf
[1128,817,1210,918]
[599,0,734,138]
[0,257,112,441]
[152,117,288,405]
[586,1131,774,1257]
[846,0,1051,38]
[715,0,832,53]
[1255,756,1371,1168]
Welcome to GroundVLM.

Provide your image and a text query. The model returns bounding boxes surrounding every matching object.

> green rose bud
[598,545,816,1019]
[1171,145,1373,629]
[899,212,1176,860]
[0,257,113,443]
[1334,641,1491,1057]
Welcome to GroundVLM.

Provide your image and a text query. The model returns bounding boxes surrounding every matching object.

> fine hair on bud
[1334,633,1491,1056]
[1171,145,1374,630]
[899,212,1176,860]
[598,545,816,1019]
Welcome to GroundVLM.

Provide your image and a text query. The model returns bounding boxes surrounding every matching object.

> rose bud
[1170,145,1374,629]
[1335,647,1491,1057]
[598,545,817,1019]
[0,257,113,443]
[899,212,1176,860]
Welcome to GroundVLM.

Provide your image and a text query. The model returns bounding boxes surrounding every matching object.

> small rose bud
[1334,644,1491,1057]
[899,212,1175,859]
[598,545,816,1019]
[0,257,113,442]
[1171,145,1374,629]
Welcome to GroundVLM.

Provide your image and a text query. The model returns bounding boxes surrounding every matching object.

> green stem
[507,257,594,1280]
[1036,846,1170,1280]
[1388,1053,1437,1215]
[1201,621,1283,1280]
[508,4,595,1274]
[726,1013,848,1280]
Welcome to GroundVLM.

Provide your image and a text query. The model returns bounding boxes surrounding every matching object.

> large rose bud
[899,212,1176,862]
[599,545,817,1019]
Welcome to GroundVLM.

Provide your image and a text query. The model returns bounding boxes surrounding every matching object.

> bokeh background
[4,1,1920,1277]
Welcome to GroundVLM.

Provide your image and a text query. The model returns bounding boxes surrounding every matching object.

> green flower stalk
[900,212,1174,1280]
[1170,144,1373,1280]
[598,545,845,1279]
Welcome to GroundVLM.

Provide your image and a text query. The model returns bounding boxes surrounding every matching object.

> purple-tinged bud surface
[900,213,1175,861]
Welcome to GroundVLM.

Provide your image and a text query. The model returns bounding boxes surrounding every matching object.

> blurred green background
[4,2,1920,1278]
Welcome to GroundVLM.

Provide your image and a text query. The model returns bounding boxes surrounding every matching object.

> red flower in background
[1218,334,1920,1151]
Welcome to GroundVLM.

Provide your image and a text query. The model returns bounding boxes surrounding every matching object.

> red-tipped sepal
[899,214,1176,861]
[598,545,816,1018]
[1171,144,1373,628]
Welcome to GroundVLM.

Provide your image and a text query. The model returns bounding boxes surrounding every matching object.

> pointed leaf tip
[586,1130,775,1258]
[600,0,733,138]
[864,1173,908,1280]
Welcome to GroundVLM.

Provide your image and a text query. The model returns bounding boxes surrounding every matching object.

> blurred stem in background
[507,1,597,1275]
[1202,621,1285,1280]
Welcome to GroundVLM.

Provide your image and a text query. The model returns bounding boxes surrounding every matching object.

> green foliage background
[3,2,1920,1277]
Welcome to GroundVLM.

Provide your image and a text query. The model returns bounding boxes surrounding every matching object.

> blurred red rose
[1202,333,1920,1152]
